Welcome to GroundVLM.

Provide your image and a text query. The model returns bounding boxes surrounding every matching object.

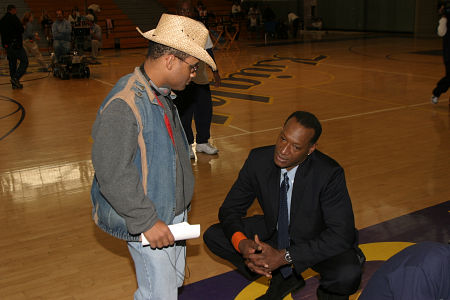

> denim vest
[91,67,186,241]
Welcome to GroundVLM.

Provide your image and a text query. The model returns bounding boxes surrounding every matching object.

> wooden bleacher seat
[25,0,147,49]
[24,0,239,50]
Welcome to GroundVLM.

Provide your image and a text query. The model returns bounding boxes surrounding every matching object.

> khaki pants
[91,40,101,58]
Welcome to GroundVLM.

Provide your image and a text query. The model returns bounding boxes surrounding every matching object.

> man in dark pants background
[432,1,450,104]
[204,111,365,300]
[175,0,221,159]
[0,4,29,89]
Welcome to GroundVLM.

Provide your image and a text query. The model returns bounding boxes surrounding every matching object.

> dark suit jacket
[219,145,358,273]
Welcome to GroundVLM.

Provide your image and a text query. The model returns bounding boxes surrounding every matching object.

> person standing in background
[52,9,72,62]
[68,8,80,25]
[0,4,29,89]
[86,14,102,63]
[288,12,300,38]
[22,12,48,71]
[176,0,221,159]
[431,2,450,104]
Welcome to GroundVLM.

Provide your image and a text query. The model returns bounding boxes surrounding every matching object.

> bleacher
[158,0,246,50]
[20,0,240,50]
[24,0,148,49]
[0,0,29,16]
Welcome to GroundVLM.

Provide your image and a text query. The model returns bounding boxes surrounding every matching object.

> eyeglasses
[175,56,199,73]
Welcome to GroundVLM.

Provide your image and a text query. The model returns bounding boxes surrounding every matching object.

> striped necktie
[278,172,292,277]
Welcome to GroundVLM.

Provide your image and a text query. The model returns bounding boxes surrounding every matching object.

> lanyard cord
[139,64,175,145]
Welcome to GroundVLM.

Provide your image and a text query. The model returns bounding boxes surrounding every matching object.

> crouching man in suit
[204,111,365,300]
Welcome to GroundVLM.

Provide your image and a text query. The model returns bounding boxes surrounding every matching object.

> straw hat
[137,14,216,70]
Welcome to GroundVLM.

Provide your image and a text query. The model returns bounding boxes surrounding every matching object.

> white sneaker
[431,95,439,104]
[189,146,195,159]
[196,143,219,155]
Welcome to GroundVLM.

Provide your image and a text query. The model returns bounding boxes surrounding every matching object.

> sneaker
[189,146,195,159]
[196,143,219,155]
[431,95,439,104]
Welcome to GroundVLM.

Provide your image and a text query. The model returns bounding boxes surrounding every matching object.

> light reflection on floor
[1,160,94,201]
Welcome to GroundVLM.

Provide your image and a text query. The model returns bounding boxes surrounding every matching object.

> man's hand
[238,235,272,277]
[245,235,288,276]
[212,71,221,87]
[143,220,175,249]
[238,237,262,257]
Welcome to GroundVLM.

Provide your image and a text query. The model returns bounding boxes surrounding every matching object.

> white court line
[92,78,433,140]
[94,78,114,86]
[322,62,439,80]
[215,126,281,140]
[215,102,431,141]
[228,125,250,133]
[320,102,428,123]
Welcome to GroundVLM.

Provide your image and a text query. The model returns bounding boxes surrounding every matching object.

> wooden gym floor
[0,32,449,299]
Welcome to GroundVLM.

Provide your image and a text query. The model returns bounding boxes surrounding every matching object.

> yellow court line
[212,112,233,127]
[235,242,415,300]
[211,94,232,108]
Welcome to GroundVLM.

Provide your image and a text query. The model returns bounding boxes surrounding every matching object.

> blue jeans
[127,212,187,300]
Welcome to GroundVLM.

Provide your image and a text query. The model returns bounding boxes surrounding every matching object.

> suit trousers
[203,215,363,297]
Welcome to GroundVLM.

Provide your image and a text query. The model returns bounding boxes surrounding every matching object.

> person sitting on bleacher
[68,8,80,26]
[52,9,71,62]
[196,1,208,26]
[247,5,261,39]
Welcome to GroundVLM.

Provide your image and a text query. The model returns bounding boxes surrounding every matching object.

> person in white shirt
[175,0,221,158]
[86,14,101,62]
[232,1,242,19]
[288,12,300,38]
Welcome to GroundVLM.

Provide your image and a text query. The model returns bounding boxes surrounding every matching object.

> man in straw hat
[90,14,216,299]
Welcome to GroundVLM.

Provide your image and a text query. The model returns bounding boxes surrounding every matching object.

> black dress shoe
[316,287,349,300]
[10,78,23,89]
[256,271,305,300]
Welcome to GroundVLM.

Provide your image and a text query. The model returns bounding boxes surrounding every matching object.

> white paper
[141,222,200,246]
